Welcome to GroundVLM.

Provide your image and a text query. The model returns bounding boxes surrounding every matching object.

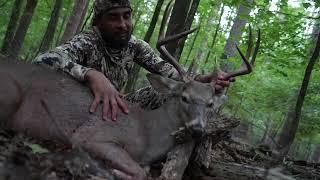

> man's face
[96,7,133,48]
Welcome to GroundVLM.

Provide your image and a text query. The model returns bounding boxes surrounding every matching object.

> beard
[100,30,132,49]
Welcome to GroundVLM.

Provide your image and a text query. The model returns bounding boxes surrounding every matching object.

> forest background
[0,0,319,162]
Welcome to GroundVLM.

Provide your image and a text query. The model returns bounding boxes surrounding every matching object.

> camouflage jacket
[34,26,178,91]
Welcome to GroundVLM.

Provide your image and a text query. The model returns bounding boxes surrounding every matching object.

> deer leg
[83,142,146,180]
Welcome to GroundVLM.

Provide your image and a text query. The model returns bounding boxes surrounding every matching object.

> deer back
[0,58,96,143]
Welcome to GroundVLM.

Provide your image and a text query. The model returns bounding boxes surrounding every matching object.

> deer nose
[191,125,204,138]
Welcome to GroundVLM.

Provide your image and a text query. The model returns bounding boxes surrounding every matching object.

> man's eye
[107,14,117,20]
[110,15,117,19]
[124,13,131,19]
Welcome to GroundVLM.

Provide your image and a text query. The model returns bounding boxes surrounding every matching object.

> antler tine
[225,28,261,79]
[157,28,199,46]
[157,0,198,81]
[245,25,253,60]
[250,28,261,66]
[157,28,198,79]
[224,45,253,79]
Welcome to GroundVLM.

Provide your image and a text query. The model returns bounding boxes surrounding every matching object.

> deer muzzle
[190,124,205,138]
[185,106,206,139]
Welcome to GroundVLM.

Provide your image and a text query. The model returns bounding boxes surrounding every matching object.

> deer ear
[146,73,183,94]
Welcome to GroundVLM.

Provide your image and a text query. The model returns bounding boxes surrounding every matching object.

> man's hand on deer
[215,72,236,91]
[85,70,129,121]
[194,71,236,93]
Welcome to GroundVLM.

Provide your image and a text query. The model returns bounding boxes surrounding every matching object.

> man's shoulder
[71,27,101,43]
[59,27,103,51]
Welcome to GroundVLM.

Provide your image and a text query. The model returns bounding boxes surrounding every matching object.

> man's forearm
[33,51,92,82]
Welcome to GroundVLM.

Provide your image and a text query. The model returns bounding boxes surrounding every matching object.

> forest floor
[0,120,319,180]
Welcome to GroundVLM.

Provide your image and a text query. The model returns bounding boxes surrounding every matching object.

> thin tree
[76,0,89,33]
[203,4,225,65]
[173,0,201,60]
[1,0,24,55]
[275,29,320,158]
[166,0,192,59]
[60,0,89,44]
[38,0,63,53]
[184,15,204,66]
[311,145,320,163]
[124,0,165,93]
[189,8,217,72]
[8,0,38,58]
[54,0,72,46]
[221,0,253,71]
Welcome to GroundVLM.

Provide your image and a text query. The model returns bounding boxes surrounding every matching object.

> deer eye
[181,96,189,103]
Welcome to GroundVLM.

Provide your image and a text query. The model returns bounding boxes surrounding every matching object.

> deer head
[146,73,216,138]
[148,1,261,138]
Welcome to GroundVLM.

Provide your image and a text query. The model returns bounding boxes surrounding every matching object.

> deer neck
[142,98,184,136]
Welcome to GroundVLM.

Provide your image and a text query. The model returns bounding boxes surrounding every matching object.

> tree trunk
[184,15,204,66]
[55,0,72,47]
[259,117,273,144]
[60,0,89,44]
[173,0,201,60]
[8,0,38,58]
[124,0,165,93]
[275,30,320,158]
[165,0,193,61]
[80,5,94,32]
[204,4,225,65]
[221,0,253,71]
[190,11,217,73]
[76,1,89,33]
[311,145,320,163]
[1,0,24,55]
[38,0,63,53]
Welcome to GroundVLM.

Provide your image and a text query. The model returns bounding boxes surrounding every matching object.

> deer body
[1,59,214,179]
[0,6,259,177]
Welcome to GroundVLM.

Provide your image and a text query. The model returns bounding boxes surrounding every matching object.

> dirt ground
[0,125,319,180]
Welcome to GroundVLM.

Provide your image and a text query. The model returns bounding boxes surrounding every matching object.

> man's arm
[134,38,180,79]
[33,33,95,82]
[33,32,128,121]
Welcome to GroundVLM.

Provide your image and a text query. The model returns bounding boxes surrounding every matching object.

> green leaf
[25,142,50,154]
[302,3,311,9]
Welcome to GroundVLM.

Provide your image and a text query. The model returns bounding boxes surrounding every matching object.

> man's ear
[146,73,183,94]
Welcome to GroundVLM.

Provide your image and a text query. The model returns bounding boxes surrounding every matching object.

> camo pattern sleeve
[133,38,180,79]
[33,28,101,82]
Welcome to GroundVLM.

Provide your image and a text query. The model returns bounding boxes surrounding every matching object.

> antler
[157,0,198,82]
[224,26,261,79]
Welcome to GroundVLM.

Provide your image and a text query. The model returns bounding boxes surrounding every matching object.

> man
[34,0,232,121]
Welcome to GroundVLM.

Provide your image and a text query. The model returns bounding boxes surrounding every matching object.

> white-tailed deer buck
[0,3,260,180]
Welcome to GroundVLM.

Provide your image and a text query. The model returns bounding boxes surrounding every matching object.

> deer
[0,4,260,180]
